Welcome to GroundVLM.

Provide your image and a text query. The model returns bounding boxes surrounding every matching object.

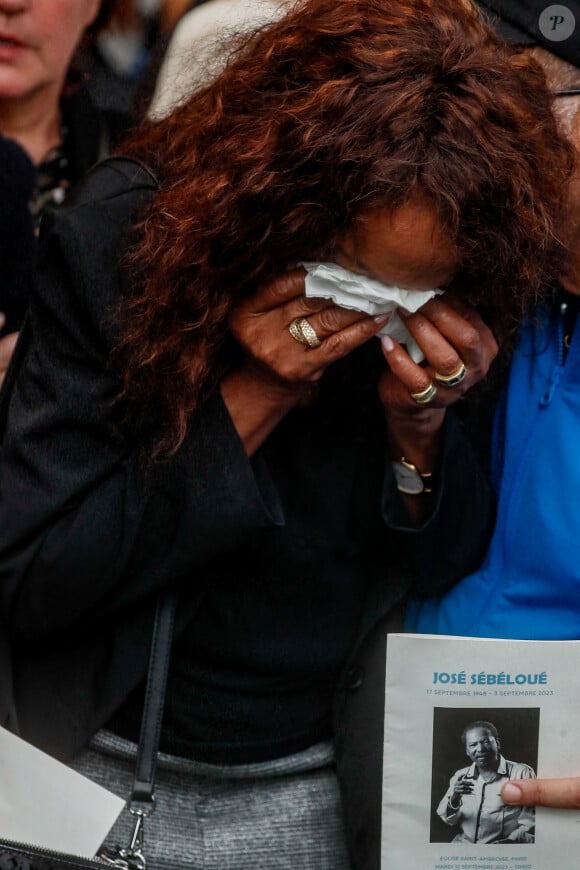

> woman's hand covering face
[222,267,389,455]
[229,267,388,392]
[229,272,497,412]
[375,293,498,523]
[226,272,497,462]
[378,294,498,421]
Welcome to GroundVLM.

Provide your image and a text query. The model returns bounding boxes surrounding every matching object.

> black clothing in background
[0,137,36,336]
[0,87,130,337]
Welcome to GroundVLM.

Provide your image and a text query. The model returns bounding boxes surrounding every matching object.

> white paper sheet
[302,261,441,362]
[0,725,125,856]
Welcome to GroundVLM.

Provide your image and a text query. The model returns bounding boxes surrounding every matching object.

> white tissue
[302,262,441,362]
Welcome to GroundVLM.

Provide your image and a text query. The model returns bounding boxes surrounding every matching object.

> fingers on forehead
[422,295,477,325]
[253,269,307,311]
[421,300,488,355]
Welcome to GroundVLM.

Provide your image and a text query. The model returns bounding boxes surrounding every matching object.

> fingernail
[502,783,522,804]
[381,335,395,352]
[374,312,391,325]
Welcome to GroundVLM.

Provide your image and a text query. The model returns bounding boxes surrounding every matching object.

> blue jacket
[407,299,580,639]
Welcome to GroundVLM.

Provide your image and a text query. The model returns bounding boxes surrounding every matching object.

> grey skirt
[70,730,352,870]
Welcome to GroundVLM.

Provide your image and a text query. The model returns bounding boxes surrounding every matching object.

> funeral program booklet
[382,633,580,870]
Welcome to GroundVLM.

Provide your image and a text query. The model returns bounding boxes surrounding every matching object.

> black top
[110,343,398,763]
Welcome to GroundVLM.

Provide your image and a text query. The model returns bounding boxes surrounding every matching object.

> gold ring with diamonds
[288,317,321,348]
[289,318,309,345]
[434,362,467,388]
[299,318,322,348]
[409,382,437,405]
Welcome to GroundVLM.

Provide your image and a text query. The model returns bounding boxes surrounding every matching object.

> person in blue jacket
[407,0,580,815]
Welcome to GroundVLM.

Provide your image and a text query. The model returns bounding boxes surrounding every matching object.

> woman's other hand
[378,296,497,521]
[223,268,387,454]
[379,295,497,417]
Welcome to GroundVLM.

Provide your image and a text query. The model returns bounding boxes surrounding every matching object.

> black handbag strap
[105,595,176,869]
[131,593,176,807]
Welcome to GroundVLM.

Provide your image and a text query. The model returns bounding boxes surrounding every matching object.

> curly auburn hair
[119,0,575,452]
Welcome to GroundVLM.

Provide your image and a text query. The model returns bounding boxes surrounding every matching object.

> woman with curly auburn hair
[114,0,574,458]
[0,0,574,867]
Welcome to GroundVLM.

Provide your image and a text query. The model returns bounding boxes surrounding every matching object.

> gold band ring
[434,362,467,388]
[288,317,322,349]
[409,382,438,405]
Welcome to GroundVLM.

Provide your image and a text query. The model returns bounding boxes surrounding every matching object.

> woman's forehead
[339,202,459,290]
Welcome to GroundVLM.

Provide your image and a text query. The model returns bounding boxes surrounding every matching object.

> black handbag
[0,594,176,870]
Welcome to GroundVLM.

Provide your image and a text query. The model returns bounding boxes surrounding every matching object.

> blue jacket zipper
[540,302,567,407]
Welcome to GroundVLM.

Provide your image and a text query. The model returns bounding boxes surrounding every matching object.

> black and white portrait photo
[430,708,540,845]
